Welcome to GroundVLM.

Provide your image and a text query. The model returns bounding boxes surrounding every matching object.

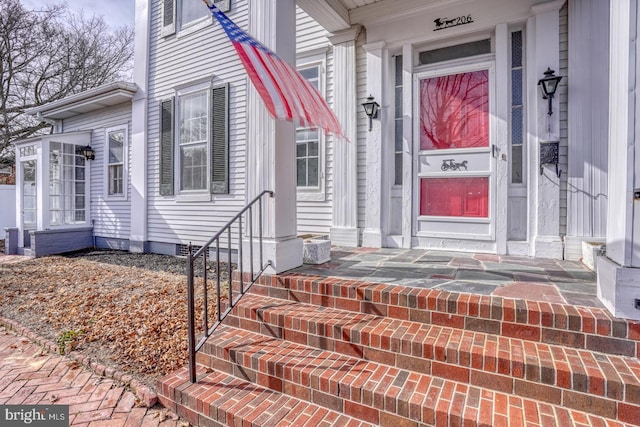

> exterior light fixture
[362,95,380,131]
[76,145,95,160]
[537,67,562,116]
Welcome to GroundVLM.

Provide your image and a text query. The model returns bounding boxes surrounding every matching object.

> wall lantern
[76,145,95,161]
[362,95,380,131]
[537,67,562,116]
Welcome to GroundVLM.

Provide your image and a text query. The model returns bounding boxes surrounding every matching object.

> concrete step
[247,273,640,358]
[223,293,640,416]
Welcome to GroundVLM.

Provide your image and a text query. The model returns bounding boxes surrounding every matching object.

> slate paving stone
[398,278,449,288]
[415,255,453,263]
[562,292,607,309]
[551,281,599,294]
[434,281,499,295]
[449,257,483,267]
[293,246,600,307]
[482,261,545,272]
[455,269,513,283]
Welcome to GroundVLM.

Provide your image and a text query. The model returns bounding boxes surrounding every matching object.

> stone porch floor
[291,247,603,309]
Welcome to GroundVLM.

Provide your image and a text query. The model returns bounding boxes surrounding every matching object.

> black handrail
[186,190,273,383]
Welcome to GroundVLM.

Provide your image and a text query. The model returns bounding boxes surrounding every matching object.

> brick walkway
[0,326,184,426]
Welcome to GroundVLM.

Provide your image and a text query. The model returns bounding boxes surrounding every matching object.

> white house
[10,0,640,320]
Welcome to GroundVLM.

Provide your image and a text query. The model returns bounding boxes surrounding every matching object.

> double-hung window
[296,59,325,201]
[162,0,230,36]
[105,125,127,198]
[159,81,229,198]
[179,91,208,192]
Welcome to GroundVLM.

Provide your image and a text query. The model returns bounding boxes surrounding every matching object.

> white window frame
[296,52,327,202]
[162,0,220,38]
[174,79,211,201]
[104,125,128,200]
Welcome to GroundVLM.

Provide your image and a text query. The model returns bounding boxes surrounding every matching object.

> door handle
[491,144,498,158]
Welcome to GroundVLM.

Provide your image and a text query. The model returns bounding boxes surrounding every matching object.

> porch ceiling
[296,0,474,33]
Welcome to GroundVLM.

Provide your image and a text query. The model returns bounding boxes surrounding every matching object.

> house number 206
[434,15,474,31]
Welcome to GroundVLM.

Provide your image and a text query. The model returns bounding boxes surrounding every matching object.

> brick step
[224,293,640,412]
[195,324,638,426]
[157,365,375,427]
[245,274,640,358]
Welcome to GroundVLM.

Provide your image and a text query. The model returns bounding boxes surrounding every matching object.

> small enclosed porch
[7,132,94,257]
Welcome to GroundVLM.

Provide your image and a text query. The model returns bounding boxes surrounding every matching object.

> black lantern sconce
[537,67,562,116]
[76,145,96,161]
[362,95,380,131]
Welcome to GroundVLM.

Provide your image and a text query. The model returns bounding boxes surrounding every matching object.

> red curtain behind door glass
[420,177,489,217]
[419,70,489,150]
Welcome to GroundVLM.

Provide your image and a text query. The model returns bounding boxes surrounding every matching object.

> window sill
[297,191,325,202]
[176,192,212,203]
[104,194,128,202]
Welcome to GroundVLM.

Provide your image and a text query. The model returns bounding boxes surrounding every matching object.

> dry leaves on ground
[0,251,222,390]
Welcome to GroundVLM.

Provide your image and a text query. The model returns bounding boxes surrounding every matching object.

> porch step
[224,293,640,413]
[191,324,636,426]
[248,273,640,358]
[158,365,375,427]
[157,274,640,426]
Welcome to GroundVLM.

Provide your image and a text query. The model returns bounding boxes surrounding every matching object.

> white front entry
[413,62,496,250]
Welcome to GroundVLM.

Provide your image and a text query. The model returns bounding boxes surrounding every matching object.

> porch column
[129,0,150,252]
[597,0,640,320]
[362,41,386,248]
[527,1,565,258]
[329,27,360,247]
[245,0,302,273]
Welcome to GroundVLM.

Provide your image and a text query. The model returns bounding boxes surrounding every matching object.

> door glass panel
[22,160,37,228]
[420,177,489,218]
[419,70,489,150]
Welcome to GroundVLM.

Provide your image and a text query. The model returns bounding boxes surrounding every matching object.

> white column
[527,1,565,259]
[245,0,302,273]
[329,27,360,247]
[129,0,150,252]
[597,0,640,320]
[494,23,509,254]
[401,43,413,248]
[362,41,386,248]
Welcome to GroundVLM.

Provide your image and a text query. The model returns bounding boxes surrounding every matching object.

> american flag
[203,1,346,140]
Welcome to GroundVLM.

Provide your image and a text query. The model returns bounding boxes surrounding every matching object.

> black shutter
[210,84,229,194]
[159,98,174,196]
[162,0,176,36]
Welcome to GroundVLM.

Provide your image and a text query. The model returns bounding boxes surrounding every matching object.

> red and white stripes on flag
[203,0,347,140]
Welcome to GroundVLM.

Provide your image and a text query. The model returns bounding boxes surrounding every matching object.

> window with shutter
[159,98,175,196]
[210,84,229,194]
[162,0,176,37]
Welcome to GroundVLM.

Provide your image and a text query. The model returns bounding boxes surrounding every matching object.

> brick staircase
[158,273,640,426]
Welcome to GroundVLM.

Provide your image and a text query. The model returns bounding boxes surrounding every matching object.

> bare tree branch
[0,0,134,161]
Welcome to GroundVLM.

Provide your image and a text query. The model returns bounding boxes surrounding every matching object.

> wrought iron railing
[186,190,273,383]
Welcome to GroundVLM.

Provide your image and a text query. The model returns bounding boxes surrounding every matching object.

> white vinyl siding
[147,0,247,246]
[356,33,368,233]
[62,104,132,240]
[559,1,569,237]
[295,7,333,235]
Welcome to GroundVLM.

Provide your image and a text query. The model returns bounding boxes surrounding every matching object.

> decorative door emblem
[441,159,468,171]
